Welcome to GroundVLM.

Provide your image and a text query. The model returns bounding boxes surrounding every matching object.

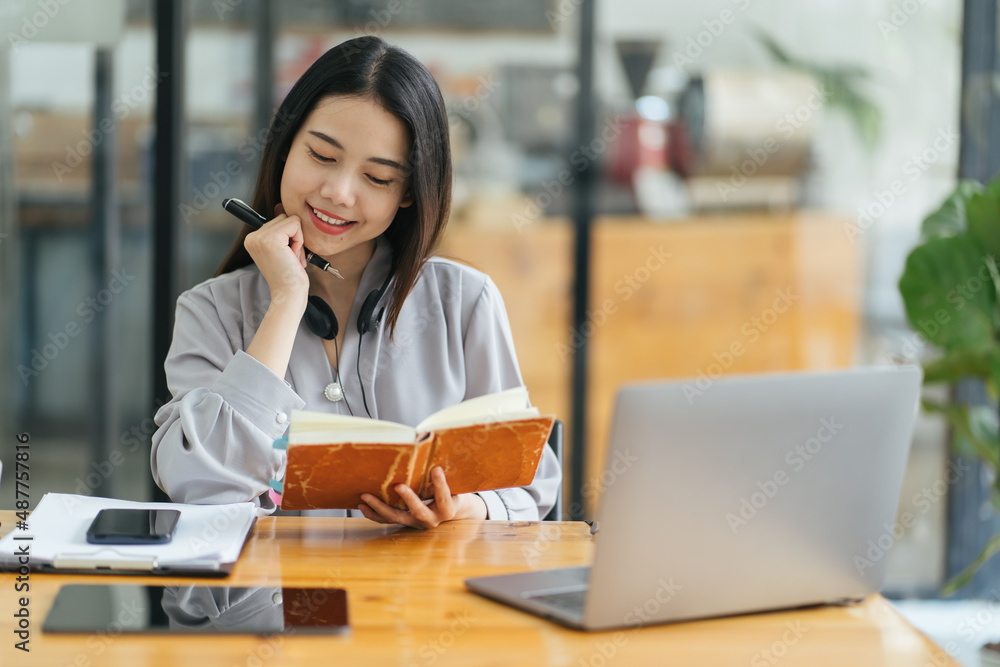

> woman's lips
[308,204,357,236]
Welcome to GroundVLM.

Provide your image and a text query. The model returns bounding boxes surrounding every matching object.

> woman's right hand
[242,205,310,315]
[243,205,311,379]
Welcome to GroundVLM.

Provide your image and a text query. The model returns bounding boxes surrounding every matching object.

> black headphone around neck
[303,295,339,341]
[358,272,392,335]
[303,272,392,418]
[302,271,392,341]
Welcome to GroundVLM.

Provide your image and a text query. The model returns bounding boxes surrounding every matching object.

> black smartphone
[85,509,181,545]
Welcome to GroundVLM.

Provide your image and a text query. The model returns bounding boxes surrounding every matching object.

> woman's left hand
[359,466,488,529]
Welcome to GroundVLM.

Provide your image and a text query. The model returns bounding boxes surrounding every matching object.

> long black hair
[216,36,452,335]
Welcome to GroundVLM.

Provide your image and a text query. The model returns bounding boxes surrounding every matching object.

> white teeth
[311,206,351,226]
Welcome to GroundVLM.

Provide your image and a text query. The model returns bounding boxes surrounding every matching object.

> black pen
[222,197,344,280]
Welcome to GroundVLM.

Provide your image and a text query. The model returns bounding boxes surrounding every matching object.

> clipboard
[0,493,257,576]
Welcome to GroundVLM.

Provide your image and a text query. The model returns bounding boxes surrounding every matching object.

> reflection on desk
[0,514,960,666]
[41,584,348,635]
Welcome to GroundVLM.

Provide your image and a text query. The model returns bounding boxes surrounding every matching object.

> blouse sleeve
[464,278,562,521]
[150,286,305,511]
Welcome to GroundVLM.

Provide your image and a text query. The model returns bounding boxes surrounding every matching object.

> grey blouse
[151,236,560,521]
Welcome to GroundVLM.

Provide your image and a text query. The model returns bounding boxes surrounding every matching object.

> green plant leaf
[921,350,992,384]
[922,400,1000,468]
[921,180,983,240]
[966,177,1000,260]
[943,532,1000,595]
[986,258,1000,336]
[751,30,880,148]
[989,348,1000,399]
[899,168,1000,598]
[821,75,881,148]
[753,30,792,65]
[899,236,998,353]
[924,350,993,384]
[962,404,999,465]
[955,427,984,461]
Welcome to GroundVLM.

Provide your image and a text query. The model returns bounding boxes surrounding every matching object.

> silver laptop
[465,366,922,630]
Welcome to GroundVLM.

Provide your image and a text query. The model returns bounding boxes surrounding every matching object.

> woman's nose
[319,171,356,208]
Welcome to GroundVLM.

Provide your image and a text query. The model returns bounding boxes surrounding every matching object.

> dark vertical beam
[0,45,16,446]
[253,0,277,142]
[91,48,120,497]
[569,0,596,521]
[957,0,1000,182]
[22,238,38,411]
[945,0,1000,598]
[153,0,185,500]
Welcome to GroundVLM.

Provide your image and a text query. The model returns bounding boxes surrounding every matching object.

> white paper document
[0,493,256,575]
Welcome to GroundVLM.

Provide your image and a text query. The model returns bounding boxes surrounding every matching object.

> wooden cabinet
[440,212,860,514]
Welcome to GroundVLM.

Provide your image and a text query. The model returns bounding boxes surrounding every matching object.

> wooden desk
[0,515,959,666]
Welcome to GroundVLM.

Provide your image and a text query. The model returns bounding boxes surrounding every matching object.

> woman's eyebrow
[307,130,405,171]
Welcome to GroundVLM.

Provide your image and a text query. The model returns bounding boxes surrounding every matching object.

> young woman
[151,36,560,528]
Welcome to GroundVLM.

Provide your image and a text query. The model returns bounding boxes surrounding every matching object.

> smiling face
[280,95,413,275]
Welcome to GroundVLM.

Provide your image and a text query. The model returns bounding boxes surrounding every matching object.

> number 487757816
[14,433,30,526]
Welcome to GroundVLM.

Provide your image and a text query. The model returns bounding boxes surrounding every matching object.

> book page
[416,386,540,433]
[289,411,416,445]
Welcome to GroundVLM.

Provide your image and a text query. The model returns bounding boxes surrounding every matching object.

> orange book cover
[418,417,554,498]
[277,388,554,511]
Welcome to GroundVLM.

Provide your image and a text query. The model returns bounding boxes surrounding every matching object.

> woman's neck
[307,238,375,300]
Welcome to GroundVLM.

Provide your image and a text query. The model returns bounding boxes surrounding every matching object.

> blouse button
[324,382,344,402]
[276,412,287,424]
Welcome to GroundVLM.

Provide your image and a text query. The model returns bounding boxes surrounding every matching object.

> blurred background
[0,0,992,655]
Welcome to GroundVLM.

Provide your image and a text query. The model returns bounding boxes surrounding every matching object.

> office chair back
[543,420,563,521]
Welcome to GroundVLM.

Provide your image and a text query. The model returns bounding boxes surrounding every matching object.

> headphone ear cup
[357,290,382,335]
[304,295,339,340]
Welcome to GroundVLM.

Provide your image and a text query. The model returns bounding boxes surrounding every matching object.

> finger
[274,214,300,233]
[269,216,306,262]
[285,218,308,265]
[394,485,441,528]
[429,467,455,519]
[357,503,391,524]
[360,493,404,518]
[361,493,420,529]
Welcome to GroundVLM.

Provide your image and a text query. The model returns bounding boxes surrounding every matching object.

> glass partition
[0,0,964,599]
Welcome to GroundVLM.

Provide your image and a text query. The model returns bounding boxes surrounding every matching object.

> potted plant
[898,175,1000,593]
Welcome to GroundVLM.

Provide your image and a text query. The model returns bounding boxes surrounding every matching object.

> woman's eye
[368,175,393,186]
[307,147,334,163]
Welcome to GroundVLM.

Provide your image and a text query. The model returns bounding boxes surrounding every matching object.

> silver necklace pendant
[324,382,344,402]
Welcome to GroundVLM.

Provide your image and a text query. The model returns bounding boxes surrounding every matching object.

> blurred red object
[607,113,670,187]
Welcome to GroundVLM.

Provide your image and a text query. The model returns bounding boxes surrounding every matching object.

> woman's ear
[399,189,414,208]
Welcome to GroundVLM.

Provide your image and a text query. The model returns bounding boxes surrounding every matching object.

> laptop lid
[581,365,922,629]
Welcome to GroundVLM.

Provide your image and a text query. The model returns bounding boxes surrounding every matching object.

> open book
[274,387,555,510]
